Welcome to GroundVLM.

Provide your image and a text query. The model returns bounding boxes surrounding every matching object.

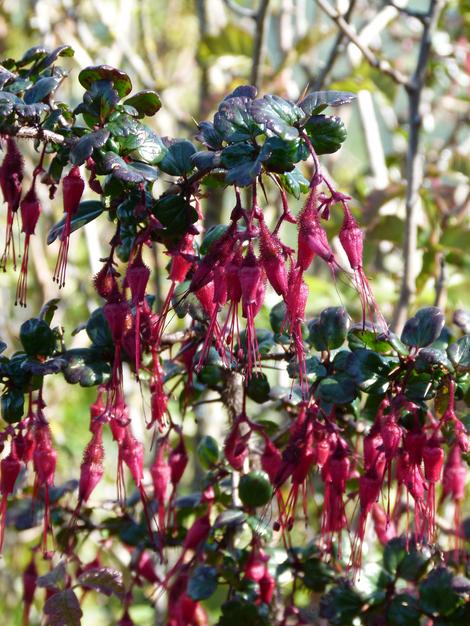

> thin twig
[392,0,446,331]
[314,0,409,87]
[388,1,428,22]
[312,0,357,90]
[250,0,271,88]
[223,0,257,18]
[4,125,68,144]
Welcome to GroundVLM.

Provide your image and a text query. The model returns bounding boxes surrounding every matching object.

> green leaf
[217,600,270,626]
[39,299,60,326]
[187,565,217,601]
[130,125,166,164]
[246,373,270,403]
[303,558,334,592]
[221,141,272,186]
[299,90,356,117]
[44,589,83,626]
[401,307,445,349]
[419,567,466,617]
[69,129,110,165]
[319,582,364,626]
[33,45,74,72]
[201,225,228,255]
[20,319,55,357]
[278,167,309,198]
[78,567,124,599]
[270,300,287,334]
[159,139,196,176]
[48,201,104,245]
[387,593,421,626]
[78,65,132,97]
[383,537,407,575]
[97,152,145,183]
[197,436,220,468]
[448,335,470,371]
[214,93,261,143]
[1,389,24,424]
[124,90,161,117]
[153,194,199,237]
[37,561,67,588]
[304,114,347,154]
[62,349,110,387]
[317,374,357,405]
[86,309,113,349]
[214,509,246,528]
[107,115,147,152]
[308,306,350,350]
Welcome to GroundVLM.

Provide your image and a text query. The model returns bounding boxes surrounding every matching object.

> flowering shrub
[0,46,469,625]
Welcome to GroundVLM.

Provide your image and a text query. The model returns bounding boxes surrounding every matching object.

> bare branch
[250,0,271,88]
[388,1,428,22]
[313,0,357,90]
[392,0,446,330]
[314,0,409,87]
[4,125,68,145]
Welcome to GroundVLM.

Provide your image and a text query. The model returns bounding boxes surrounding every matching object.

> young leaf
[44,589,82,626]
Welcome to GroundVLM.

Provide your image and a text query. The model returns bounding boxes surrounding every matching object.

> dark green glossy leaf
[299,90,356,117]
[217,600,270,626]
[159,139,196,177]
[304,114,347,155]
[130,126,166,164]
[70,129,110,165]
[251,94,303,141]
[200,225,228,255]
[195,121,225,150]
[448,335,470,371]
[214,95,262,143]
[153,194,198,236]
[401,307,445,349]
[124,90,161,117]
[33,45,74,72]
[1,389,24,424]
[48,201,104,245]
[246,373,270,403]
[79,65,132,97]
[97,152,144,183]
[419,567,466,617]
[317,374,357,405]
[187,565,217,601]
[20,319,55,357]
[387,593,421,626]
[319,582,364,626]
[24,77,60,104]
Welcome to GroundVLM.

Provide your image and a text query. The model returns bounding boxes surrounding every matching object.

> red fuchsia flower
[0,137,24,271]
[162,510,212,590]
[76,423,105,507]
[125,245,151,377]
[239,245,265,378]
[258,213,288,297]
[93,256,121,302]
[441,444,467,551]
[103,299,132,407]
[244,544,269,583]
[134,549,160,584]
[0,445,21,551]
[284,267,309,392]
[422,435,444,541]
[15,180,42,306]
[148,353,169,430]
[32,424,57,556]
[224,416,251,471]
[261,437,282,483]
[53,165,85,288]
[85,158,103,195]
[351,463,385,572]
[321,438,350,556]
[371,503,396,545]
[297,187,337,273]
[22,556,37,626]
[339,205,387,332]
[151,439,171,534]
[396,451,427,544]
[15,428,35,465]
[259,570,276,604]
